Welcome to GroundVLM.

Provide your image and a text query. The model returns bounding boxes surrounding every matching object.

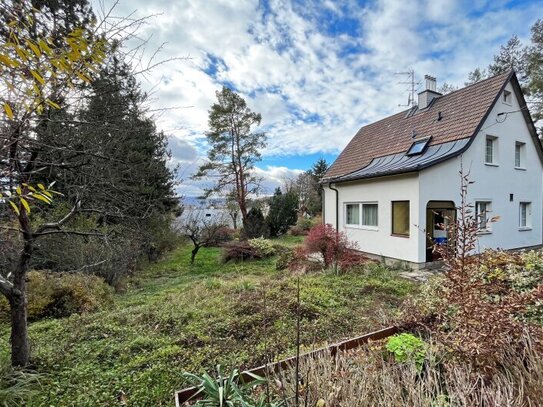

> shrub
[266,188,298,237]
[0,271,114,321]
[385,333,427,372]
[338,249,373,271]
[34,226,141,289]
[288,217,314,236]
[242,207,267,239]
[206,227,235,247]
[287,246,323,273]
[288,225,306,236]
[221,241,260,263]
[405,175,543,370]
[276,247,294,271]
[248,237,276,257]
[304,224,358,270]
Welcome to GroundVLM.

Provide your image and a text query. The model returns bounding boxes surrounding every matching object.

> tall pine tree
[194,87,266,228]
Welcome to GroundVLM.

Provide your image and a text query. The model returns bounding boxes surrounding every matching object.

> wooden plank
[174,325,399,406]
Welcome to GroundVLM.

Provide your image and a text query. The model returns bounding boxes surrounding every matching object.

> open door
[426,201,456,262]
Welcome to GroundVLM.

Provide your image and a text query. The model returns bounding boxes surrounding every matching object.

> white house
[322,71,543,268]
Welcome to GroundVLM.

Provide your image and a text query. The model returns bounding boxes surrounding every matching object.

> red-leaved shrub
[221,241,261,263]
[303,224,359,270]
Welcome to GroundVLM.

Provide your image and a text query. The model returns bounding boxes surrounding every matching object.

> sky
[92,0,542,197]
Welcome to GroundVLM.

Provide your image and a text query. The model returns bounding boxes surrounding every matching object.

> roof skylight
[406,137,431,156]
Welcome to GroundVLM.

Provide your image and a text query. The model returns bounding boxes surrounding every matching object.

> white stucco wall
[324,79,543,265]
[323,174,421,263]
[419,81,543,261]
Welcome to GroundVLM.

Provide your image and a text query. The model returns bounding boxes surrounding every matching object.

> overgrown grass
[0,237,417,406]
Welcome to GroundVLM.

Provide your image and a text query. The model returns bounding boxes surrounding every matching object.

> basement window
[406,137,431,156]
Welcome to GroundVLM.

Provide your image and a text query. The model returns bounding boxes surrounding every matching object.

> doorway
[426,201,456,262]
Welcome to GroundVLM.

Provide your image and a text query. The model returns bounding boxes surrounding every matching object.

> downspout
[328,182,340,274]
[328,182,340,230]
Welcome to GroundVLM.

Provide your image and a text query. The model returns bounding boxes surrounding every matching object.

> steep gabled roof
[323,71,515,182]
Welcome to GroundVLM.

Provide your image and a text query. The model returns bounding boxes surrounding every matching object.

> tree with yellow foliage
[0,2,107,366]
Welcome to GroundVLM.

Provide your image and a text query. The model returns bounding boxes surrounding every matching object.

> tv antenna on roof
[395,69,420,107]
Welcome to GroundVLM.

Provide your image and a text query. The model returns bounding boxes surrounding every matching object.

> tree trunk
[190,245,201,265]
[230,212,238,230]
[10,237,32,367]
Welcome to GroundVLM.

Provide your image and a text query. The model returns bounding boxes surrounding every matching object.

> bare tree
[178,210,228,264]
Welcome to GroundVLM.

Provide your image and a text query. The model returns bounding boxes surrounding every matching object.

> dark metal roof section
[328,138,470,183]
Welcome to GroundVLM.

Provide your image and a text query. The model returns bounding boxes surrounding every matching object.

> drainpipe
[328,182,340,274]
[328,182,340,230]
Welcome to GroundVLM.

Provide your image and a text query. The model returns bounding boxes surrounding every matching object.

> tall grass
[0,356,41,406]
[272,334,543,407]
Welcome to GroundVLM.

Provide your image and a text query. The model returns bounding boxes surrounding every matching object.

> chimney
[418,75,441,109]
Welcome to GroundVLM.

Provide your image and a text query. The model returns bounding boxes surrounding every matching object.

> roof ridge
[435,70,512,99]
[324,70,513,181]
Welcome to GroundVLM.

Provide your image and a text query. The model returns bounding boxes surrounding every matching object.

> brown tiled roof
[324,71,512,180]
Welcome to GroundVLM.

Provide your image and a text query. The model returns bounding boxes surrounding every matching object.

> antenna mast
[395,69,419,107]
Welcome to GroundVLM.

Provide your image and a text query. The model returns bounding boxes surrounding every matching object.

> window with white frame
[345,202,379,228]
[515,142,525,168]
[475,201,492,232]
[362,203,378,227]
[485,136,497,164]
[345,203,360,226]
[519,202,531,229]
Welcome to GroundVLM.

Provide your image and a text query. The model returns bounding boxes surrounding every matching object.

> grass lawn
[0,237,417,406]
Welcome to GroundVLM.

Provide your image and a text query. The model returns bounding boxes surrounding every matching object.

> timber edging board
[174,325,399,406]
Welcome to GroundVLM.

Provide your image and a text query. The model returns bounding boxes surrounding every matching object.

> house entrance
[426,201,456,262]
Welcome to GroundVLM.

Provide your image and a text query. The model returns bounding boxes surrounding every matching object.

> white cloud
[93,0,541,197]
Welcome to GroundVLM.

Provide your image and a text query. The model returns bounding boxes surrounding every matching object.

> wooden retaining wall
[174,325,399,406]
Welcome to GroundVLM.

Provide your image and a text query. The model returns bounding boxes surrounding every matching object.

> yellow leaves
[1,15,108,122]
[46,99,60,109]
[20,197,31,214]
[32,193,52,204]
[14,45,29,62]
[0,53,19,68]
[3,103,14,119]
[2,183,57,216]
[25,39,41,58]
[30,70,45,85]
[38,39,52,56]
[9,201,20,216]
[76,72,91,83]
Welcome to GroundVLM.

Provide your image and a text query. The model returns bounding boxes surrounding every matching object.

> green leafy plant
[183,365,269,406]
[385,333,427,372]
[248,238,276,258]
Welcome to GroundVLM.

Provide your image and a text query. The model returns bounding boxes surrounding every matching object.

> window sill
[519,227,532,232]
[484,163,499,167]
[391,233,410,238]
[514,167,526,171]
[477,230,492,235]
[345,225,379,231]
